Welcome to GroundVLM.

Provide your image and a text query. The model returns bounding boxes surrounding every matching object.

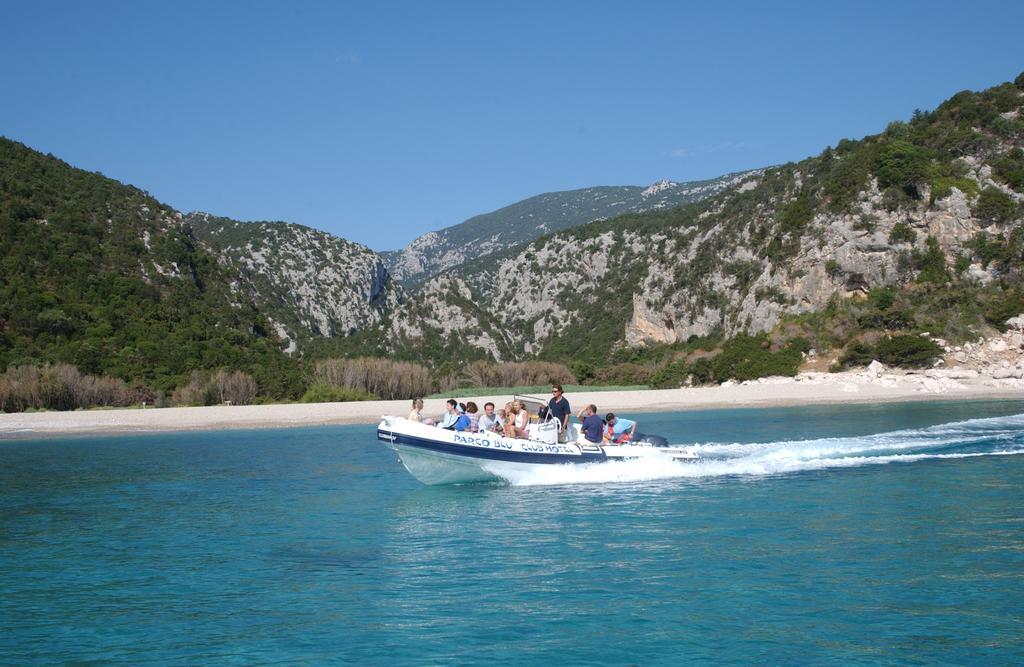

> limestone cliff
[188,214,402,350]
[388,77,1024,361]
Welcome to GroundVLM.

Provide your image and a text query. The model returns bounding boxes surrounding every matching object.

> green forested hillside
[2,72,1023,411]
[0,138,303,398]
[387,73,1024,377]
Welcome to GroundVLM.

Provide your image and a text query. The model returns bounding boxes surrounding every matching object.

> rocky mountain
[0,138,398,396]
[382,172,760,286]
[4,73,1022,400]
[387,75,1024,362]
[187,213,401,352]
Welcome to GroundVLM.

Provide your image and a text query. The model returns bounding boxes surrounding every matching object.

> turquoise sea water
[2,399,1024,664]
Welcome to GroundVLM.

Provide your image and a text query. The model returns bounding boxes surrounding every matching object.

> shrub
[916,236,950,284]
[836,342,875,369]
[300,383,377,403]
[779,191,815,236]
[785,336,813,354]
[969,233,1010,269]
[876,140,932,195]
[857,309,915,330]
[591,363,654,386]
[868,287,896,311]
[974,187,1018,225]
[688,357,715,385]
[212,370,258,405]
[983,290,1024,328]
[171,371,219,406]
[882,186,915,211]
[648,360,690,389]
[992,147,1024,192]
[568,360,596,384]
[930,176,978,202]
[889,222,917,244]
[875,335,943,368]
[710,334,801,382]
[79,375,132,407]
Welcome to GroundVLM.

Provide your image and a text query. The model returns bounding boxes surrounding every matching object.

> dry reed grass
[171,369,258,406]
[312,357,433,401]
[0,363,133,412]
[445,361,576,391]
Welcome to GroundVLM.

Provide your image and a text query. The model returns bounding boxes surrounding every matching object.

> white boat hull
[377,416,697,485]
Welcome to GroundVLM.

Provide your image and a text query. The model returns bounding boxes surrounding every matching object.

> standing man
[548,384,571,442]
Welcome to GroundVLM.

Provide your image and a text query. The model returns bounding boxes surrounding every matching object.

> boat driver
[548,384,571,442]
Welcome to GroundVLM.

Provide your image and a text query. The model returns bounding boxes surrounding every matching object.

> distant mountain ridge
[382,171,761,285]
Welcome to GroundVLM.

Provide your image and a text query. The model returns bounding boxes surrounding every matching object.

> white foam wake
[498,412,1024,487]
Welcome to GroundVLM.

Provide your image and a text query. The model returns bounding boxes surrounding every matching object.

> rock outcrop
[188,214,402,349]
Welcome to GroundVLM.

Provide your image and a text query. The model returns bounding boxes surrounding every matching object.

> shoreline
[2,369,1021,439]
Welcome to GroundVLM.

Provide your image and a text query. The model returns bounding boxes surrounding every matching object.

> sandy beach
[1,367,1021,438]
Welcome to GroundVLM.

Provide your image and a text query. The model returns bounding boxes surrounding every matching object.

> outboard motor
[632,432,669,447]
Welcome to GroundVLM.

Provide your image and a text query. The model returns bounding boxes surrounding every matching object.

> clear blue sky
[3,1,1022,250]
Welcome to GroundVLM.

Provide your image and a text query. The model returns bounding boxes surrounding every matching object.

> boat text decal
[453,434,577,455]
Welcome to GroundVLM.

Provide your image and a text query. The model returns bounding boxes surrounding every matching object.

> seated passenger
[438,399,459,429]
[501,402,515,437]
[513,400,530,438]
[453,409,472,432]
[478,402,501,433]
[409,398,424,422]
[578,404,603,445]
[464,401,480,432]
[604,413,637,444]
[503,401,529,439]
[408,397,434,425]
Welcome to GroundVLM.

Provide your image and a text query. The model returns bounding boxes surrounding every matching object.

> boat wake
[496,412,1024,487]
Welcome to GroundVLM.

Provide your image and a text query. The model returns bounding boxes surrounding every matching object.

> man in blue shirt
[578,404,603,444]
[604,413,637,443]
[548,384,571,442]
[453,411,472,432]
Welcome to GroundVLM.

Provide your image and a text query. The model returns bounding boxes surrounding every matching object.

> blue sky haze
[3,1,1022,249]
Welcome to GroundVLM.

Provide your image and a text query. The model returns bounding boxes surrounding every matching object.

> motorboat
[377,395,698,485]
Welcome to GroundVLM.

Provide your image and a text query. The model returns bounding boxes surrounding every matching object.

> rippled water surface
[2,399,1024,664]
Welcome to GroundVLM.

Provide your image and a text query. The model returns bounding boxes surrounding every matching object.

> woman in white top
[510,400,530,439]
[408,398,424,422]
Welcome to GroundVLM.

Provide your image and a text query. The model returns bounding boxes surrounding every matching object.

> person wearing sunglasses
[548,384,571,442]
